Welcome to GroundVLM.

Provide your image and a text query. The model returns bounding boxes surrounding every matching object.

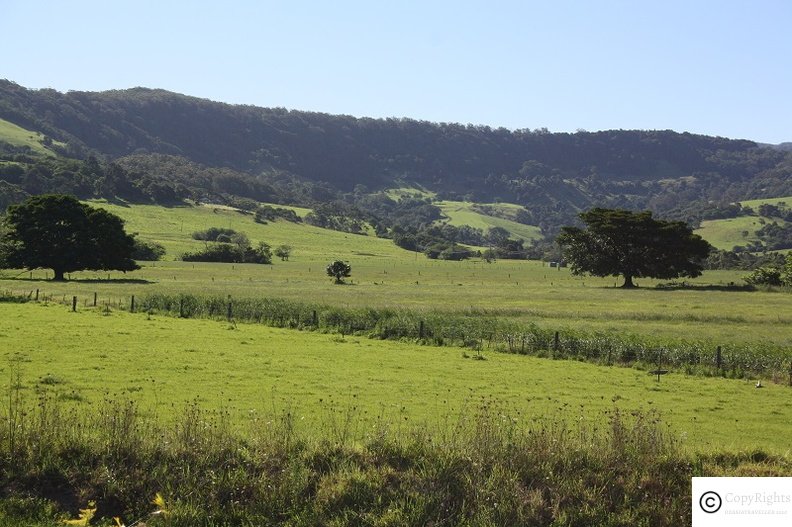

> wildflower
[63,501,96,526]
[152,493,169,516]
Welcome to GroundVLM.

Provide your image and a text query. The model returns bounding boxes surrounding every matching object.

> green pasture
[741,195,792,210]
[2,200,792,348]
[2,302,790,453]
[436,200,542,241]
[695,216,765,250]
[383,185,436,200]
[5,257,792,348]
[0,118,61,156]
[695,195,792,250]
[88,200,401,260]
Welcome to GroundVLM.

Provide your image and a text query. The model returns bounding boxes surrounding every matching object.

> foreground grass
[1,389,789,526]
[2,303,791,453]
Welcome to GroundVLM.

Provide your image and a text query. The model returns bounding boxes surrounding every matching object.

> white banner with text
[692,477,792,526]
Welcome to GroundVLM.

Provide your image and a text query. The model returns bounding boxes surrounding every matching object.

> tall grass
[2,383,789,526]
[135,293,792,380]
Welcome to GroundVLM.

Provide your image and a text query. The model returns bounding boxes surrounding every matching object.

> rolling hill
[1,79,791,238]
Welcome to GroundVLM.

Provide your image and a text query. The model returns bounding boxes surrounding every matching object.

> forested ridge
[1,79,791,235]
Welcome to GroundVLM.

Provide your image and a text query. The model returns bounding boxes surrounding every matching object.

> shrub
[180,242,272,264]
[191,227,237,242]
[743,266,784,286]
[254,205,302,224]
[131,239,166,261]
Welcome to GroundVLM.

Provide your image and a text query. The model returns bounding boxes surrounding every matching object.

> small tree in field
[275,245,292,261]
[326,260,351,284]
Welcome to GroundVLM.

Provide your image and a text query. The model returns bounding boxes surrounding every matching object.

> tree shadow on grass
[653,282,756,292]
[0,277,154,284]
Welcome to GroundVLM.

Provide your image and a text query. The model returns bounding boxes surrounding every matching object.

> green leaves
[3,194,139,280]
[326,260,352,284]
[557,208,712,287]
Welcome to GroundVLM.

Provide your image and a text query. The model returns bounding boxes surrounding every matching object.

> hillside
[1,79,791,237]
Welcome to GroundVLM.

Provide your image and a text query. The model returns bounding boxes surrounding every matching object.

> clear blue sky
[4,0,791,143]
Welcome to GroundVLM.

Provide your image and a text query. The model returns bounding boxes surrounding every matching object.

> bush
[254,205,302,224]
[744,266,784,286]
[191,227,237,242]
[130,239,166,261]
[180,242,272,264]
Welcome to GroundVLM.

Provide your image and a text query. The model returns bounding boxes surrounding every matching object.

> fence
[3,290,790,380]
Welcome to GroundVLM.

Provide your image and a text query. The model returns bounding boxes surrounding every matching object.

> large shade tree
[0,194,139,280]
[556,208,711,288]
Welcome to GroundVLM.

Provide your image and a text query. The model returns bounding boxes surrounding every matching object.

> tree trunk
[621,274,636,288]
[52,269,65,281]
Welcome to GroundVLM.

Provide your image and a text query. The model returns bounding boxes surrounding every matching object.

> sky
[3,0,791,143]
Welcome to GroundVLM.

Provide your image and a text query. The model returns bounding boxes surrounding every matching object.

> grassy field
[435,200,542,242]
[382,187,542,241]
[3,302,790,453]
[695,216,766,250]
[2,201,791,525]
[694,195,792,250]
[2,202,792,350]
[741,195,792,209]
[0,117,62,156]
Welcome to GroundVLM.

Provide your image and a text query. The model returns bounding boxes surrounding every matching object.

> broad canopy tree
[0,194,139,280]
[556,208,711,288]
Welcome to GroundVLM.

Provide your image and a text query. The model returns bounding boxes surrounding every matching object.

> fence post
[419,320,425,338]
[179,298,185,318]
[35,289,39,301]
[130,295,135,313]
[716,346,722,371]
[553,331,560,351]
[72,296,77,312]
[93,292,97,307]
[227,301,233,321]
[312,310,318,326]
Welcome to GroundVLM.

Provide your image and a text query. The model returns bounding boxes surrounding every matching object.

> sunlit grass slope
[741,195,792,209]
[696,216,765,250]
[436,200,542,241]
[89,200,406,261]
[695,196,792,250]
[3,302,790,453]
[0,117,62,155]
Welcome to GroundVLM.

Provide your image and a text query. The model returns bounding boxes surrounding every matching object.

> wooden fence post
[716,346,722,371]
[312,310,318,326]
[130,295,135,313]
[227,302,233,321]
[179,298,185,318]
[419,320,425,338]
[35,289,39,301]
[93,292,97,307]
[72,296,77,312]
[553,331,560,351]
